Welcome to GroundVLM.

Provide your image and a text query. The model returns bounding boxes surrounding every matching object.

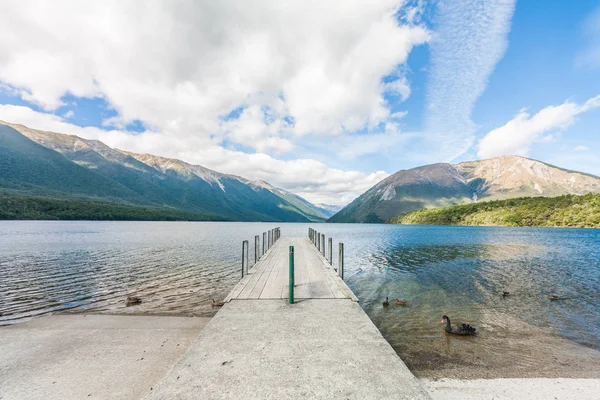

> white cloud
[574,145,589,152]
[63,110,75,119]
[0,104,387,205]
[576,6,600,69]
[384,77,411,101]
[0,0,431,205]
[478,95,600,158]
[424,0,516,159]
[0,0,428,145]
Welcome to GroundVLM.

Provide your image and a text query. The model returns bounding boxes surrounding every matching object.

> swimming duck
[502,291,510,297]
[394,299,408,306]
[441,315,477,335]
[212,299,225,307]
[382,297,390,307]
[126,296,142,307]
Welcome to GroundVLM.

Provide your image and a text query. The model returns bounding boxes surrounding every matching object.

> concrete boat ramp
[1,234,430,399]
[149,236,430,399]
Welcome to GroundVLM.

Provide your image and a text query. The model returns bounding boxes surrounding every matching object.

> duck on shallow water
[394,299,408,306]
[441,315,476,335]
[212,299,225,307]
[382,297,390,307]
[126,296,142,307]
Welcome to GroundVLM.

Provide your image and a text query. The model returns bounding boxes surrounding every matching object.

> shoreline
[2,312,600,399]
[389,313,600,381]
[423,378,600,400]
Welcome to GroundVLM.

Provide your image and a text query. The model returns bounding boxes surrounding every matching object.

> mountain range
[0,121,332,222]
[2,120,599,224]
[329,155,600,223]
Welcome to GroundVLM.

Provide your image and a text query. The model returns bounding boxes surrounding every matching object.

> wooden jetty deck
[225,237,357,302]
[150,232,431,400]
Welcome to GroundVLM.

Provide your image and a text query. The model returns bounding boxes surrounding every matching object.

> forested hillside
[389,194,600,228]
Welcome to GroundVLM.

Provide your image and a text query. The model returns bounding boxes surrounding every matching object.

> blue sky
[0,0,599,205]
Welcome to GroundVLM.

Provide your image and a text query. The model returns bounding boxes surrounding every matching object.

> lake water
[1,221,599,378]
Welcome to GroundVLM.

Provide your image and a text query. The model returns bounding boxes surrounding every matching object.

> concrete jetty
[149,236,430,399]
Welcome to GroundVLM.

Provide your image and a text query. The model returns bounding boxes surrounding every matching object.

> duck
[394,299,408,307]
[212,299,225,307]
[382,297,390,307]
[125,296,142,307]
[549,295,566,301]
[441,315,477,335]
[502,291,510,297]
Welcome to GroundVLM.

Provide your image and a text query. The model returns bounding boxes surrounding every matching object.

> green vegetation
[0,193,225,221]
[389,194,600,228]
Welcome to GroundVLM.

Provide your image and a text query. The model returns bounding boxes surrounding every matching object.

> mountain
[0,121,328,222]
[329,155,600,223]
[248,180,330,221]
[314,203,345,217]
[389,193,600,228]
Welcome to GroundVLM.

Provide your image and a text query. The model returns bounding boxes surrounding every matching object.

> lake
[1,221,599,378]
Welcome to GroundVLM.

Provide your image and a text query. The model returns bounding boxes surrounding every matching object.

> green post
[289,246,295,304]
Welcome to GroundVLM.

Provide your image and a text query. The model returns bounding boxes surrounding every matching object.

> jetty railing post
[242,240,249,278]
[289,246,295,304]
[262,232,266,255]
[317,233,320,252]
[328,237,332,264]
[254,235,259,264]
[321,234,325,256]
[245,240,249,274]
[338,242,344,279]
[268,230,271,250]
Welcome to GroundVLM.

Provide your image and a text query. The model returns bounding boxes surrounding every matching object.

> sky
[1,0,599,206]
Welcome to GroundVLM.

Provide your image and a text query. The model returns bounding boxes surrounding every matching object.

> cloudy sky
[1,0,599,206]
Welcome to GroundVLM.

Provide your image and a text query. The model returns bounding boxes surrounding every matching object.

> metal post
[321,234,325,256]
[338,242,344,279]
[245,240,249,274]
[328,237,332,264]
[242,240,248,278]
[262,232,266,255]
[289,246,295,304]
[317,233,320,251]
[268,230,271,249]
[255,235,259,263]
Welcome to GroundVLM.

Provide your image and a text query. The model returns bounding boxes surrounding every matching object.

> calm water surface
[1,221,599,376]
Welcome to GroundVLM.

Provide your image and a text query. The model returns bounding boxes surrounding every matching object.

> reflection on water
[1,222,600,377]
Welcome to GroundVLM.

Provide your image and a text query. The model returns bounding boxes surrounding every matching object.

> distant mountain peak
[330,154,600,223]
